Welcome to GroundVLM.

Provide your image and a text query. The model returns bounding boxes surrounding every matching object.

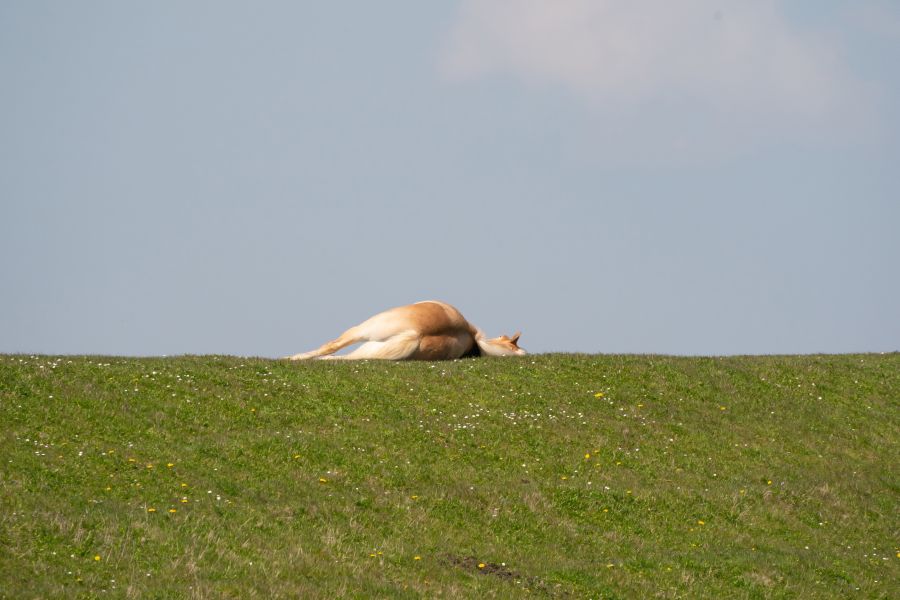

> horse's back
[400,301,474,337]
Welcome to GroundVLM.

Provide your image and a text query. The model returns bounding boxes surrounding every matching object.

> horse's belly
[412,333,474,360]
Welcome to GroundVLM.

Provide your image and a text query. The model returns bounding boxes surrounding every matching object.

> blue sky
[1,1,898,357]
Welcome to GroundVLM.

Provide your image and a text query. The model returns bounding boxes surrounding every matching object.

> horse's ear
[510,332,521,345]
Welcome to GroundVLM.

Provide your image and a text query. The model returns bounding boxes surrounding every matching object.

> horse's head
[477,331,526,356]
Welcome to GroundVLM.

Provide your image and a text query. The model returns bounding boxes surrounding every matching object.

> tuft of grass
[1,353,898,598]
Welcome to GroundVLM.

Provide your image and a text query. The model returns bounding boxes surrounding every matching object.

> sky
[1,1,898,357]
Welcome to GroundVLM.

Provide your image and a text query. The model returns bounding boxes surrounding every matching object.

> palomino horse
[286,300,525,360]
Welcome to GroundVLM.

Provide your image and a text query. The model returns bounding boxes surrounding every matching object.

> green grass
[1,353,898,598]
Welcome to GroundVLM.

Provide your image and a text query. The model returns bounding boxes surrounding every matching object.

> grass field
[1,353,898,598]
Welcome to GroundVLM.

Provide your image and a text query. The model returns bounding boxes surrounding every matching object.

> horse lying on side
[286,300,525,361]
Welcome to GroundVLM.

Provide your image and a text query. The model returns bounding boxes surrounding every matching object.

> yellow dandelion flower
[560,476,568,480]
[369,553,376,558]
[293,454,301,459]
[181,483,188,488]
[128,458,136,463]
[767,480,772,485]
[166,463,174,468]
[584,453,591,460]
[594,392,605,398]
[478,563,485,569]
[414,556,421,561]
[697,520,705,525]
[148,507,157,513]
[146,464,153,469]
[94,555,101,561]
[181,498,189,503]
[319,478,327,483]
[411,495,418,500]
[168,508,177,513]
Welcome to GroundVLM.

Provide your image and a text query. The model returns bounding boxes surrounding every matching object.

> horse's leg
[286,324,365,360]
[286,309,417,360]
[334,331,420,360]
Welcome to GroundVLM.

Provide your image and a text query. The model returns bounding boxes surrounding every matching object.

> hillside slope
[1,353,898,598]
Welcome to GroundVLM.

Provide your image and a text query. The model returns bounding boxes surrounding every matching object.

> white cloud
[440,0,869,157]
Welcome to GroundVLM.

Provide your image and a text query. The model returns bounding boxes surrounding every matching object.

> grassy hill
[1,353,898,598]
